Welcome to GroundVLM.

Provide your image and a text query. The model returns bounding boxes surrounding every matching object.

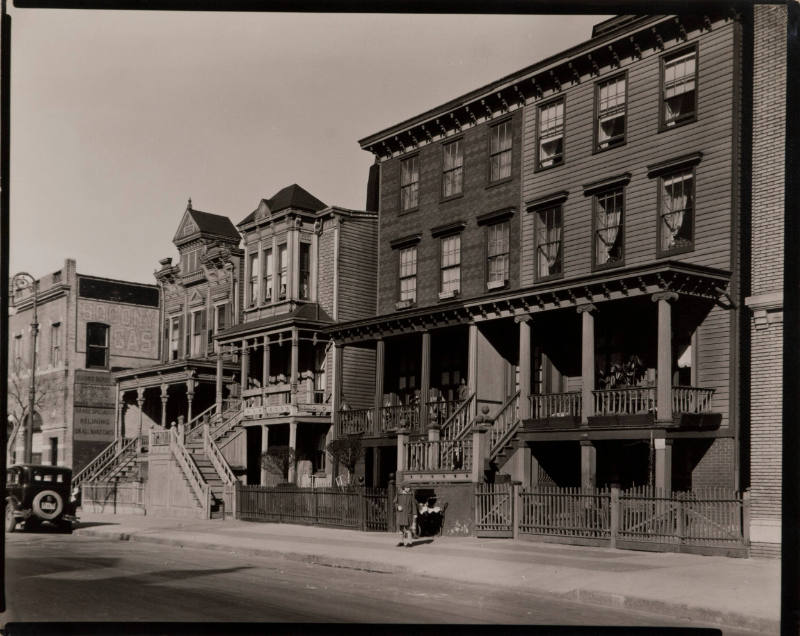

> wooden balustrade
[489,391,520,455]
[530,392,582,419]
[672,386,715,414]
[593,386,656,416]
[150,430,171,446]
[439,394,476,442]
[377,404,421,433]
[404,438,472,472]
[337,408,374,436]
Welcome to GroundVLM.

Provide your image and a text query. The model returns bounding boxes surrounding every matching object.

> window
[313,347,326,403]
[400,156,419,211]
[248,252,259,306]
[440,235,461,296]
[263,248,273,302]
[213,304,227,352]
[594,188,625,267]
[442,139,463,197]
[489,121,512,182]
[486,222,509,288]
[14,333,22,369]
[86,322,109,369]
[299,243,311,300]
[169,315,181,360]
[278,244,288,299]
[190,309,205,357]
[662,48,697,128]
[596,75,626,150]
[538,99,564,169]
[659,170,694,254]
[50,322,61,366]
[399,246,417,303]
[536,206,563,279]
[180,248,201,274]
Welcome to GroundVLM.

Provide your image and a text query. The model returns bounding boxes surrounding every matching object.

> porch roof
[217,303,334,341]
[327,261,731,344]
[113,358,238,384]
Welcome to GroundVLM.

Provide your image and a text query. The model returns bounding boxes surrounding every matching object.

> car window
[6,471,18,485]
[56,474,64,483]
[33,473,42,481]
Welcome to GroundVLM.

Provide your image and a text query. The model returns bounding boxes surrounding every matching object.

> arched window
[86,322,110,369]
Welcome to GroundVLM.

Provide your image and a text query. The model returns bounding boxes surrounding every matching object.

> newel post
[397,430,409,474]
[427,424,441,470]
[512,481,522,540]
[471,406,492,483]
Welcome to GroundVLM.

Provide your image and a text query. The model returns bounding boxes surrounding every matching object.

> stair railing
[169,427,211,517]
[210,409,244,444]
[489,391,521,459]
[439,393,476,443]
[185,404,219,442]
[204,426,235,486]
[73,437,137,490]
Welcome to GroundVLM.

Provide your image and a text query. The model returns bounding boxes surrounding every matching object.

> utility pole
[11,272,38,464]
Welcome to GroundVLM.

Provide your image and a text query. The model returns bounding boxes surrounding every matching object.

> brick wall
[691,437,735,489]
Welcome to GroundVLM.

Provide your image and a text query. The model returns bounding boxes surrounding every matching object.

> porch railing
[73,439,119,489]
[440,394,476,443]
[204,426,235,486]
[489,391,521,457]
[169,427,211,517]
[150,430,171,446]
[593,386,656,416]
[530,392,582,420]
[378,404,420,433]
[405,438,473,472]
[73,437,138,491]
[672,386,715,414]
[338,408,374,436]
[185,404,217,440]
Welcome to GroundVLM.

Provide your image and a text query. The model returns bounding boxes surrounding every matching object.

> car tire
[31,490,63,521]
[5,504,16,533]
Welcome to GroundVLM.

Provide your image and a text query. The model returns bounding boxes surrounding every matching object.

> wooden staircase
[73,437,140,491]
[488,391,521,470]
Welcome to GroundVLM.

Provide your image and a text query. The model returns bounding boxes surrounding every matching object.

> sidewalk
[74,512,779,632]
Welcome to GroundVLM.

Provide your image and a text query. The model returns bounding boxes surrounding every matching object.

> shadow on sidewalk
[75,521,120,529]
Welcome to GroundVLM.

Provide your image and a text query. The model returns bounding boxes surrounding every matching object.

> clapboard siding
[317,219,336,318]
[342,346,376,409]
[696,305,730,429]
[337,216,378,322]
[521,19,738,287]
[377,109,523,315]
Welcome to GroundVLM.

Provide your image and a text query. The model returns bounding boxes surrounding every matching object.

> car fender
[31,490,64,520]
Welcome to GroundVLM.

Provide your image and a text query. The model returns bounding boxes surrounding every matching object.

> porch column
[396,431,408,473]
[290,328,299,394]
[653,291,678,424]
[467,323,478,397]
[507,445,532,487]
[160,383,168,428]
[288,421,298,483]
[577,304,597,425]
[427,425,440,470]
[240,338,250,391]
[186,379,195,423]
[262,335,270,386]
[136,387,145,448]
[517,316,532,420]
[654,437,672,493]
[374,338,385,415]
[216,348,224,415]
[372,447,381,487]
[260,424,269,485]
[332,343,344,432]
[116,392,127,443]
[580,440,597,489]
[420,331,431,429]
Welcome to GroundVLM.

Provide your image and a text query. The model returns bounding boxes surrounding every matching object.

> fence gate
[362,488,389,531]
[475,483,514,537]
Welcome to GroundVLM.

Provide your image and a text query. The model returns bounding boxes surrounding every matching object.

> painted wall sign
[77,299,159,359]
[73,406,115,441]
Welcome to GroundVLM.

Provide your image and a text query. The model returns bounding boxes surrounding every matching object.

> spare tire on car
[32,490,63,520]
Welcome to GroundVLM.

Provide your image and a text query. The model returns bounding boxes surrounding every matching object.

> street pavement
[60,511,780,632]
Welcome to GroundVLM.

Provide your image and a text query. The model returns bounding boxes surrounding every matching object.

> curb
[76,527,777,632]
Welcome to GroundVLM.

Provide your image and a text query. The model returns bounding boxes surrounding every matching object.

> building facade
[8,259,160,472]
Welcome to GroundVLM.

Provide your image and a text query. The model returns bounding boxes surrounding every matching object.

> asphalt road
[3,532,755,631]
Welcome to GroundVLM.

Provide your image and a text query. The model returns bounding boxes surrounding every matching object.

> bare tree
[6,359,47,455]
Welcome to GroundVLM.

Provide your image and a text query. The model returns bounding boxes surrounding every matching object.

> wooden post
[742,489,751,548]
[580,440,596,490]
[241,339,250,391]
[332,343,343,433]
[288,421,298,484]
[290,328,299,395]
[654,437,672,493]
[387,477,397,533]
[260,425,269,485]
[676,491,685,544]
[262,335,270,388]
[517,316,532,420]
[136,387,145,452]
[610,485,620,549]
[420,331,431,430]
[397,431,408,473]
[428,425,440,470]
[471,417,489,483]
[374,339,385,428]
[186,379,195,423]
[512,482,521,540]
[577,304,596,425]
[653,291,678,423]
[467,323,478,398]
[216,349,224,416]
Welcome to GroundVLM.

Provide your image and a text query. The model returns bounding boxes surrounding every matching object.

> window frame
[591,186,626,271]
[299,242,311,300]
[656,167,696,257]
[49,322,61,367]
[278,243,288,299]
[485,220,510,290]
[441,137,464,200]
[168,315,182,361]
[593,71,628,153]
[534,204,564,283]
[212,302,228,352]
[189,308,206,357]
[85,322,110,370]
[398,245,418,304]
[439,233,462,298]
[399,153,420,213]
[488,117,513,185]
[659,44,699,132]
[262,247,273,303]
[247,251,259,307]
[535,96,566,171]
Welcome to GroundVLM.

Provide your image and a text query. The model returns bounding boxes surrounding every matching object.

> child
[393,485,416,547]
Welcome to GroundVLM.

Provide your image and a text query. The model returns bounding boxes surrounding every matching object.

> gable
[174,210,200,243]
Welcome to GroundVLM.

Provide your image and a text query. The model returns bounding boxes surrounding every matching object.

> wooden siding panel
[342,346,376,409]
[337,217,378,322]
[696,305,730,430]
[317,221,336,318]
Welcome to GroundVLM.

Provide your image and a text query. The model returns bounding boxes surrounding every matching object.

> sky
[8,10,608,285]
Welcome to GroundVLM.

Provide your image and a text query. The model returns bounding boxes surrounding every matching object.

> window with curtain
[662,49,697,128]
[486,221,509,286]
[299,243,311,300]
[248,251,259,306]
[400,156,419,210]
[278,244,288,299]
[399,246,417,302]
[50,322,61,366]
[169,316,181,360]
[442,139,463,197]
[86,322,109,369]
[594,188,624,267]
[263,248,273,302]
[538,99,564,169]
[490,121,512,181]
[596,75,626,150]
[536,206,563,278]
[440,235,461,295]
[660,170,694,253]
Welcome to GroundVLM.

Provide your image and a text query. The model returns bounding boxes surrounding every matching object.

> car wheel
[31,490,63,521]
[5,504,16,533]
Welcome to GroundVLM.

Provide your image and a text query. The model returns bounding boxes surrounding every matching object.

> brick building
[8,259,160,472]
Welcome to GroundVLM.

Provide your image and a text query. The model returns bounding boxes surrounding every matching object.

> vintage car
[5,464,78,533]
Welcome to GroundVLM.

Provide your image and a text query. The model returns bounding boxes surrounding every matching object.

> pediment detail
[174,210,199,243]
[188,289,204,307]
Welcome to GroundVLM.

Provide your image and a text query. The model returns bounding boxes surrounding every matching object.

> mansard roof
[173,199,240,247]
[238,184,327,227]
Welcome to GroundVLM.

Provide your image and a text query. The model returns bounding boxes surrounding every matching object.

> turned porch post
[420,331,431,429]
[216,347,224,415]
[288,421,298,483]
[136,387,145,450]
[260,424,269,485]
[290,328,299,395]
[332,343,343,432]
[262,335,270,386]
[467,323,478,397]
[577,304,597,425]
[653,291,679,424]
[160,383,168,428]
[517,316,532,420]
[240,338,250,391]
[374,338,385,418]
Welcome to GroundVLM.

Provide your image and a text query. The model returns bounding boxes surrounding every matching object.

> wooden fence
[236,484,389,531]
[476,484,749,556]
[81,480,145,515]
